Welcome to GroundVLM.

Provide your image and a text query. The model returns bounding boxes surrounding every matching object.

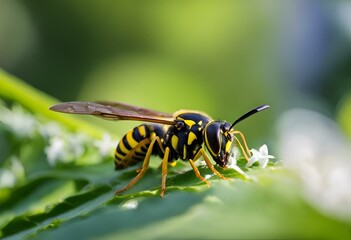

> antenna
[229,104,270,130]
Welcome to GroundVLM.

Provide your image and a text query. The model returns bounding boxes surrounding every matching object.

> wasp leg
[115,137,162,195]
[189,159,210,187]
[160,147,170,198]
[233,130,252,161]
[197,148,228,180]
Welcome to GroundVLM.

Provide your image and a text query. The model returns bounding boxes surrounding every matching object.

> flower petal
[246,144,275,168]
[245,155,258,168]
[259,144,269,155]
[259,157,269,168]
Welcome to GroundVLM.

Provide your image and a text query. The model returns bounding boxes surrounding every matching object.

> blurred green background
[2,1,351,140]
[1,0,351,239]
[2,0,351,137]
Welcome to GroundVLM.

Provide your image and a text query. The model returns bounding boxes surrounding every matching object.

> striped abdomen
[114,124,166,169]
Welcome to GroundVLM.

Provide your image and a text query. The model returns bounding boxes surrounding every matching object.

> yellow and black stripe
[114,124,166,169]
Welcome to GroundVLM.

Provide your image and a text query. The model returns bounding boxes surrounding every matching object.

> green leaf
[2,164,351,239]
[0,69,350,239]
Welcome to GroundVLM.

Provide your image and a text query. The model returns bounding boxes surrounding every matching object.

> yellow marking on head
[171,135,179,150]
[184,120,196,128]
[198,120,203,126]
[225,140,232,153]
[187,131,197,145]
[183,144,187,159]
[126,131,138,148]
[138,125,146,137]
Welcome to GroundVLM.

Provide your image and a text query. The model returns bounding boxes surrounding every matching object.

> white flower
[9,156,25,182]
[0,169,16,188]
[44,133,87,166]
[227,147,249,178]
[66,133,87,157]
[39,122,62,139]
[227,147,240,168]
[0,157,25,188]
[93,133,116,157]
[45,137,66,166]
[245,144,275,168]
[0,104,37,138]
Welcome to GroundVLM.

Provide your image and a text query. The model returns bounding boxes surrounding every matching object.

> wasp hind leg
[160,147,170,198]
[116,138,151,170]
[115,136,162,195]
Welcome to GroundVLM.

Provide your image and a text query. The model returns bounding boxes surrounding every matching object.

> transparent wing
[95,101,173,118]
[49,101,175,125]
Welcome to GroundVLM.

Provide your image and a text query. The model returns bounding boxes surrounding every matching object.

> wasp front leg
[197,148,228,180]
[189,148,227,186]
[189,159,211,187]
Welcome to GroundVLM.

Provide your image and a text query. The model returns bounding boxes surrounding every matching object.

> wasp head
[203,121,234,168]
[203,104,270,168]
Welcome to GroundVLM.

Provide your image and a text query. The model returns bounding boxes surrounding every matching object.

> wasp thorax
[203,121,233,167]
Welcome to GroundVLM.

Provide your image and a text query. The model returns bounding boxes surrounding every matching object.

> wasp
[50,101,269,197]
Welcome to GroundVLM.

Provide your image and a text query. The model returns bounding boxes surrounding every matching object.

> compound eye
[204,122,221,156]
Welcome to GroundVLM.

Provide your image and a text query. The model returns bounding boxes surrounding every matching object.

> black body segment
[163,111,211,161]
